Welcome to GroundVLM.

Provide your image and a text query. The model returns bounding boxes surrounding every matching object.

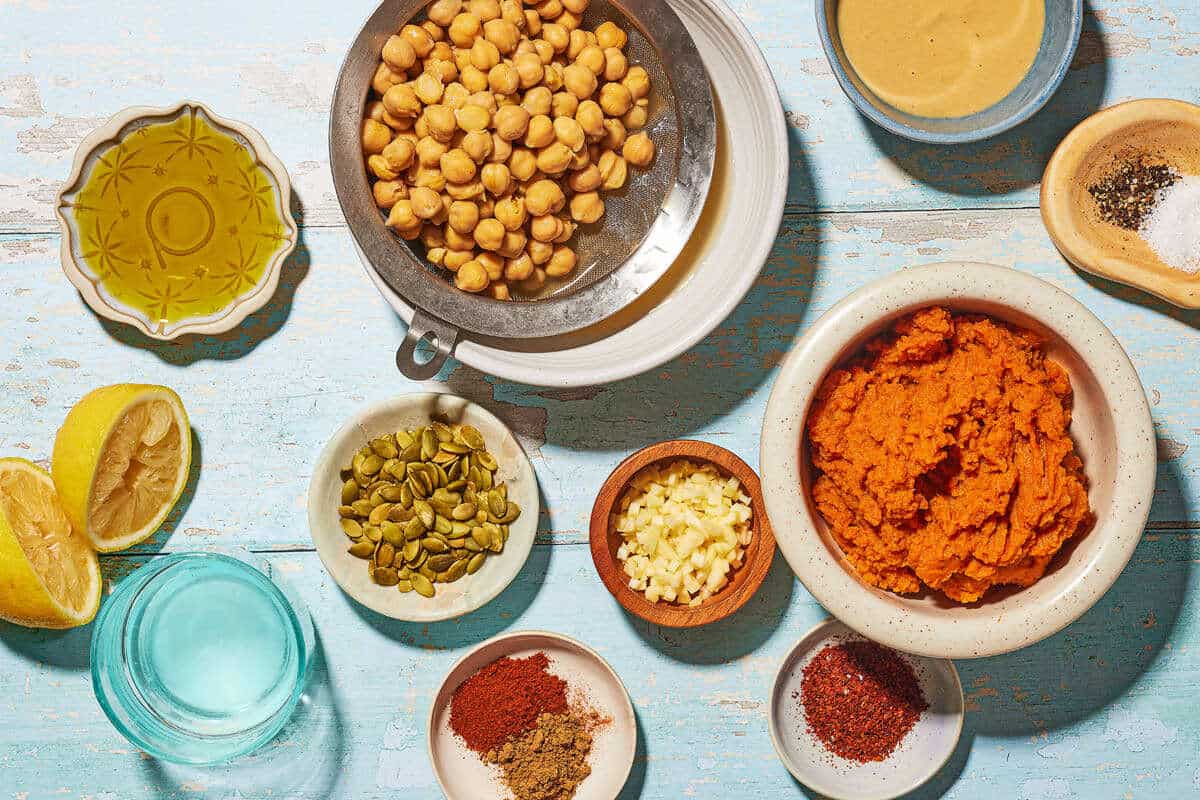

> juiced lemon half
[52,384,192,553]
[0,458,101,628]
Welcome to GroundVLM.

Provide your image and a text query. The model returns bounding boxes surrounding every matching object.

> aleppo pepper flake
[449,652,568,754]
[798,641,929,763]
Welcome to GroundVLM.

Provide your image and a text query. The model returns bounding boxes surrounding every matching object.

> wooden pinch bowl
[1041,98,1200,308]
[589,440,775,628]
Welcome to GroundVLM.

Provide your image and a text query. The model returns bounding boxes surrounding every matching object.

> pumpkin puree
[807,307,1092,603]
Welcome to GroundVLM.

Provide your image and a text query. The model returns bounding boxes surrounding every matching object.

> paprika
[449,652,569,754]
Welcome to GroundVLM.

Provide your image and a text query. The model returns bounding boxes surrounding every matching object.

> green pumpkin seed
[460,425,486,451]
[414,500,435,529]
[409,549,428,568]
[470,526,491,548]
[476,450,498,471]
[427,554,456,572]
[434,515,453,535]
[478,468,493,491]
[396,430,415,448]
[373,567,400,586]
[399,482,414,508]
[351,499,374,517]
[464,538,484,553]
[404,517,426,540]
[338,505,357,518]
[420,429,437,460]
[369,503,392,525]
[422,537,448,554]
[447,537,467,548]
[407,475,427,500]
[411,573,435,597]
[364,525,383,543]
[452,502,477,521]
[419,565,438,581]
[341,518,364,539]
[499,501,521,524]
[382,522,406,546]
[402,539,421,562]
[467,552,486,574]
[370,438,398,459]
[441,441,470,455]
[388,505,415,523]
[380,485,405,502]
[341,479,359,505]
[450,521,471,537]
[443,559,468,582]
[376,542,396,568]
[348,541,375,559]
[446,475,466,490]
[361,454,384,475]
[397,580,413,593]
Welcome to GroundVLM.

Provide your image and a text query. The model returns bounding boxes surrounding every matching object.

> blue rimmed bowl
[815,0,1083,144]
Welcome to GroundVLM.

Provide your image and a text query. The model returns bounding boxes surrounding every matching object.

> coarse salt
[1141,175,1200,273]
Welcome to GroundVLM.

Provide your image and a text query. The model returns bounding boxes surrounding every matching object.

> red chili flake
[449,652,568,754]
[797,640,928,763]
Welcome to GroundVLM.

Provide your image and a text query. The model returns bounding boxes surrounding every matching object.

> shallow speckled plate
[769,619,963,800]
[760,262,1157,659]
[307,393,539,622]
[428,631,636,800]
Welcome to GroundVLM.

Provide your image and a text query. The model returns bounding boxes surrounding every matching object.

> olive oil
[61,105,288,334]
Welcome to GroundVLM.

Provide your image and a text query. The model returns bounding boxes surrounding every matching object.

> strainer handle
[396,309,459,380]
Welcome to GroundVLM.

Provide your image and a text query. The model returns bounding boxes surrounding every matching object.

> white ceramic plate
[307,393,539,622]
[769,619,963,800]
[760,263,1157,658]
[428,631,637,800]
[360,0,788,387]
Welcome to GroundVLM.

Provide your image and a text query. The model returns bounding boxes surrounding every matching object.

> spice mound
[337,421,520,598]
[450,651,606,800]
[798,640,928,763]
[806,307,1093,603]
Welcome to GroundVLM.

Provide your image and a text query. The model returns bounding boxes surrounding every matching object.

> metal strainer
[330,0,715,379]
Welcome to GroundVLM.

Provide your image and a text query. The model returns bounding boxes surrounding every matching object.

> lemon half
[0,458,101,628]
[52,385,192,553]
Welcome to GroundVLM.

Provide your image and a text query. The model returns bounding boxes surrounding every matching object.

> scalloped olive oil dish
[59,106,289,331]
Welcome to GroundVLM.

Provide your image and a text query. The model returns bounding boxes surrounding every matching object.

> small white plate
[307,393,539,622]
[769,619,964,800]
[428,631,637,800]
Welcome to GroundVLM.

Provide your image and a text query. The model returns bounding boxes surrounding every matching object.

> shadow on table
[625,556,795,665]
[442,123,821,453]
[0,618,93,670]
[141,628,348,798]
[862,0,1109,197]
[955,458,1192,738]
[1076,268,1200,329]
[617,706,648,800]
[95,195,311,365]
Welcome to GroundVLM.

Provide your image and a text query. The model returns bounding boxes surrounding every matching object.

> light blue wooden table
[2,1,1199,797]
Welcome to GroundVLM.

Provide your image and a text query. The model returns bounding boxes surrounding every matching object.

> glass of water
[91,553,312,764]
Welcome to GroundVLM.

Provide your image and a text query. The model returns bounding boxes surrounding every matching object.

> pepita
[411,573,435,598]
[460,425,486,451]
[382,522,406,546]
[422,537,448,554]
[476,450,498,471]
[341,518,363,539]
[397,579,414,593]
[348,541,375,559]
[452,502,477,521]
[443,559,468,582]
[364,525,383,543]
[341,478,359,505]
[427,554,457,572]
[338,504,357,518]
[370,438,398,459]
[376,542,396,568]
[373,567,400,586]
[467,552,486,574]
[402,539,421,562]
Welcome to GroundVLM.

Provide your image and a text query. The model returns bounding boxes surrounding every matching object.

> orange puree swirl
[806,307,1093,603]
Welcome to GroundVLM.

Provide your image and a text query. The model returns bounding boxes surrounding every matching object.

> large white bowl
[308,393,539,622]
[760,262,1157,659]
[361,0,788,387]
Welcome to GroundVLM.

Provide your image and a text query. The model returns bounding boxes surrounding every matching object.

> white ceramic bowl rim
[761,262,1156,658]
[361,0,788,387]
[55,101,299,340]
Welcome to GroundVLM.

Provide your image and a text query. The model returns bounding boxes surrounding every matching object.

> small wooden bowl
[589,440,775,628]
[1042,98,1200,308]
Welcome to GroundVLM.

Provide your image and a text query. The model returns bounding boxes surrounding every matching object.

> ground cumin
[484,711,598,800]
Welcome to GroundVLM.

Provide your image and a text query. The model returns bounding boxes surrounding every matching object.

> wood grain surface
[2,0,1200,798]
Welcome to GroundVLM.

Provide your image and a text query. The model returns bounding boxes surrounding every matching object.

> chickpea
[602,47,628,81]
[488,63,520,95]
[366,100,386,123]
[542,62,564,91]
[526,239,553,264]
[508,148,537,180]
[551,91,579,119]
[568,164,601,193]
[595,21,626,49]
[470,38,501,71]
[401,24,435,57]
[382,109,413,131]
[431,40,454,61]
[571,100,602,140]
[622,65,650,100]
[601,117,626,150]
[373,179,407,208]
[516,114,550,149]
[562,62,597,100]
[597,149,627,189]
[525,179,565,216]
[428,0,462,27]
[445,224,476,251]
[500,0,525,27]
[483,18,521,54]
[532,37,555,64]
[455,103,491,133]
[467,90,498,111]
[422,21,445,42]
[493,195,527,231]
[546,245,578,276]
[576,45,605,76]
[455,259,490,292]
[426,57,458,83]
[494,105,531,141]
[518,266,547,293]
[480,162,512,195]
[424,105,458,143]
[541,23,568,53]
[489,281,511,300]
[569,146,590,170]
[497,229,527,258]
[622,131,655,167]
[441,148,478,183]
[382,35,417,71]
[397,224,422,241]
[414,114,431,140]
[443,81,470,109]
[622,99,648,129]
[568,30,589,60]
[449,13,482,48]
[478,197,496,218]
[427,246,448,266]
[413,165,447,191]
[446,178,484,200]
[386,199,420,231]
[553,216,576,243]
[562,0,588,12]
[599,82,633,116]
[362,119,393,155]
[536,0,562,17]
[462,129,493,162]
[521,86,552,116]
[490,132,514,163]
[553,116,585,152]
[476,252,505,280]
[404,186,439,220]
[558,9,582,30]
[368,154,400,180]
[497,252,532,281]
[514,52,544,88]
[467,0,501,21]
[447,200,481,235]
[569,190,604,224]
[529,213,564,242]
[444,249,474,271]
[524,10,542,37]
[376,138,412,174]
[414,72,445,105]
[372,62,404,95]
[416,136,447,167]
[383,84,422,118]
[474,218,506,250]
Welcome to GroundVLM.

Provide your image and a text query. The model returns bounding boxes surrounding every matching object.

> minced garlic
[613,459,753,606]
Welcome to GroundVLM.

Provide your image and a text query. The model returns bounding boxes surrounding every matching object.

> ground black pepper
[1088,157,1179,230]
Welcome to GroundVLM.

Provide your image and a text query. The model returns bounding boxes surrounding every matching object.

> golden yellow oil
[62,107,288,331]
